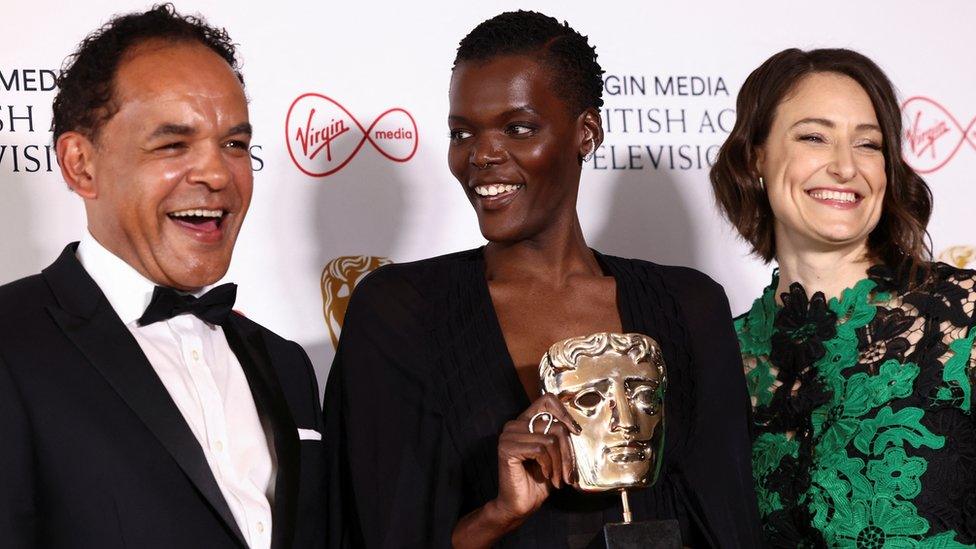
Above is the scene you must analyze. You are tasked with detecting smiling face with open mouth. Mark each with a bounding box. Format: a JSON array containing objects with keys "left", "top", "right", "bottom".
[
  {"left": 758, "top": 72, "right": 887, "bottom": 255},
  {"left": 80, "top": 40, "right": 253, "bottom": 291},
  {"left": 447, "top": 55, "right": 593, "bottom": 244}
]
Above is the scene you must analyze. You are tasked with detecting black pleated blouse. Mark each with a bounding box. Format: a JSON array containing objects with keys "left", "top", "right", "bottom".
[{"left": 323, "top": 248, "right": 762, "bottom": 548}]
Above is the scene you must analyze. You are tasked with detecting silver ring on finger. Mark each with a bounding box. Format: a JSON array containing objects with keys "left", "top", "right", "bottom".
[{"left": 528, "top": 411, "right": 557, "bottom": 435}]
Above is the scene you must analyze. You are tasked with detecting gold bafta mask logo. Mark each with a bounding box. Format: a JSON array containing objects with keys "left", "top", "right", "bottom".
[
  {"left": 321, "top": 255, "right": 392, "bottom": 347},
  {"left": 539, "top": 332, "right": 666, "bottom": 492},
  {"left": 938, "top": 245, "right": 976, "bottom": 269}
]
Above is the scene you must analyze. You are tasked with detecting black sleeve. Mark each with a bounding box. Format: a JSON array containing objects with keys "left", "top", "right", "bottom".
[
  {"left": 323, "top": 267, "right": 461, "bottom": 549},
  {"left": 0, "top": 353, "right": 36, "bottom": 548},
  {"left": 666, "top": 269, "right": 764, "bottom": 548}
]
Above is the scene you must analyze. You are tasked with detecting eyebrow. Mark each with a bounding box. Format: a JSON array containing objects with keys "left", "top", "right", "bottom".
[
  {"left": 147, "top": 122, "right": 252, "bottom": 140},
  {"left": 147, "top": 123, "right": 195, "bottom": 140},
  {"left": 448, "top": 105, "right": 541, "bottom": 123},
  {"left": 792, "top": 117, "right": 881, "bottom": 132},
  {"left": 227, "top": 122, "right": 253, "bottom": 137},
  {"left": 499, "top": 105, "right": 540, "bottom": 118}
]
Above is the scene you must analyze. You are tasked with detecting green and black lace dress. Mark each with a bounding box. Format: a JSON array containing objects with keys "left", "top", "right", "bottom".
[{"left": 737, "top": 263, "right": 976, "bottom": 548}]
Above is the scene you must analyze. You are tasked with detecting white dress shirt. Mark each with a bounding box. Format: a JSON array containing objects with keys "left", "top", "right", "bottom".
[{"left": 77, "top": 234, "right": 275, "bottom": 549}]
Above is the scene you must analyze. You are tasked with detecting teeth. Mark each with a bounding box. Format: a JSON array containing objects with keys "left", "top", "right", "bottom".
[
  {"left": 809, "top": 189, "right": 857, "bottom": 203},
  {"left": 169, "top": 209, "right": 224, "bottom": 218},
  {"left": 474, "top": 184, "right": 523, "bottom": 197}
]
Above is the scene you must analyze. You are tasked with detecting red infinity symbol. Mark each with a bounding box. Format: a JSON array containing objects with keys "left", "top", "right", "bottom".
[
  {"left": 901, "top": 96, "right": 976, "bottom": 174},
  {"left": 285, "top": 93, "right": 419, "bottom": 177}
]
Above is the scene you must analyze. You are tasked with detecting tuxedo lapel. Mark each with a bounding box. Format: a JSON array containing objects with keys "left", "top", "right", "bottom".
[
  {"left": 42, "top": 244, "right": 247, "bottom": 548},
  {"left": 224, "top": 315, "right": 300, "bottom": 549}
]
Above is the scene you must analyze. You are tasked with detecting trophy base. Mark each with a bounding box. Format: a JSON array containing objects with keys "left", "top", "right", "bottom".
[{"left": 603, "top": 519, "right": 681, "bottom": 549}]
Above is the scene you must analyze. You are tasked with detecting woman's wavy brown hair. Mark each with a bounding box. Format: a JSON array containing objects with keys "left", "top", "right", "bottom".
[{"left": 710, "top": 48, "right": 932, "bottom": 272}]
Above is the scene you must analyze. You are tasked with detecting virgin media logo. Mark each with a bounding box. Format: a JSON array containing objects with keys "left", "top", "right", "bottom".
[
  {"left": 901, "top": 96, "right": 976, "bottom": 173},
  {"left": 285, "top": 93, "right": 418, "bottom": 177}
]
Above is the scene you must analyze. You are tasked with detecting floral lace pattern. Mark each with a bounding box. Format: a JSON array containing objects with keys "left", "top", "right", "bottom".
[{"left": 737, "top": 264, "right": 976, "bottom": 548}]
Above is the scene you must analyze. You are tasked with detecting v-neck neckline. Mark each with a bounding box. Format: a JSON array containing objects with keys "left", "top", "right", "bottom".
[{"left": 472, "top": 246, "right": 633, "bottom": 408}]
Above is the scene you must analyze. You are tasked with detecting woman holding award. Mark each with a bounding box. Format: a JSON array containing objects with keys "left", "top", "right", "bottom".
[
  {"left": 324, "top": 11, "right": 761, "bottom": 548},
  {"left": 710, "top": 48, "right": 976, "bottom": 546}
]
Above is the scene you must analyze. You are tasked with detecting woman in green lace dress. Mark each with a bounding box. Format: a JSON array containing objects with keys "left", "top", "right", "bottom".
[{"left": 710, "top": 48, "right": 976, "bottom": 548}]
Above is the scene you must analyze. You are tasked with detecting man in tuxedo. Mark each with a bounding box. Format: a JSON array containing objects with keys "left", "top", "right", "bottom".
[{"left": 0, "top": 5, "right": 323, "bottom": 548}]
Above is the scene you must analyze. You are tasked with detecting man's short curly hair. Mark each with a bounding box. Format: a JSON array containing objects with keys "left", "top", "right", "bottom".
[
  {"left": 52, "top": 3, "right": 242, "bottom": 143},
  {"left": 453, "top": 10, "right": 604, "bottom": 115}
]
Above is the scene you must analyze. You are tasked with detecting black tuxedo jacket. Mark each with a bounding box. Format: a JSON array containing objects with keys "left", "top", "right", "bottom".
[{"left": 0, "top": 244, "right": 324, "bottom": 548}]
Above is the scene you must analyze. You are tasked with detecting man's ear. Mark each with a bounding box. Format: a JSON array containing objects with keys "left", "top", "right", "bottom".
[{"left": 57, "top": 131, "right": 98, "bottom": 199}]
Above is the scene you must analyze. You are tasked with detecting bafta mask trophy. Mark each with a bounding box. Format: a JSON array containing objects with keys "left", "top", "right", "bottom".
[
  {"left": 321, "top": 255, "right": 391, "bottom": 347},
  {"left": 538, "top": 332, "right": 679, "bottom": 549}
]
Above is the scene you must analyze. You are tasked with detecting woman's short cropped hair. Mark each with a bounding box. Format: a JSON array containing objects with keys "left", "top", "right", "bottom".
[
  {"left": 453, "top": 10, "right": 604, "bottom": 115},
  {"left": 709, "top": 48, "right": 932, "bottom": 270}
]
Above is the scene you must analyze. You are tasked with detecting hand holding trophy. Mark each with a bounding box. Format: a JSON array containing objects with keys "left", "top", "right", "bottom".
[
  {"left": 486, "top": 332, "right": 679, "bottom": 547},
  {"left": 539, "top": 332, "right": 680, "bottom": 548},
  {"left": 494, "top": 393, "right": 580, "bottom": 522}
]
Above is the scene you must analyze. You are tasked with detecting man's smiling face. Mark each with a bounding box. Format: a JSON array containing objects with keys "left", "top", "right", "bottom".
[{"left": 82, "top": 39, "right": 253, "bottom": 291}]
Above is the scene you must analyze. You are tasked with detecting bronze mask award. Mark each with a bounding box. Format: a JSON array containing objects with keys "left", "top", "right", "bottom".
[{"left": 538, "top": 332, "right": 680, "bottom": 549}]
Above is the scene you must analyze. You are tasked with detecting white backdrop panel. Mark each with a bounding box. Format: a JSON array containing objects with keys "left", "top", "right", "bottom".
[{"left": 3, "top": 1, "right": 974, "bottom": 391}]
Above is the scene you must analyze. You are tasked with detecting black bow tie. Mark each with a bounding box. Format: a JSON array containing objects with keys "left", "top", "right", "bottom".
[{"left": 137, "top": 283, "right": 238, "bottom": 327}]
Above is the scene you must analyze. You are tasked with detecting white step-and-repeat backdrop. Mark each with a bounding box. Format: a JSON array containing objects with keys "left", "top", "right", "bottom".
[{"left": 3, "top": 1, "right": 975, "bottom": 391}]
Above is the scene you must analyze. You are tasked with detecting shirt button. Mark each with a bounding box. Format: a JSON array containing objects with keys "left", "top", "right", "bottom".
[
  {"left": 192, "top": 350, "right": 200, "bottom": 361},
  {"left": 215, "top": 440, "right": 224, "bottom": 453},
  {"left": 256, "top": 522, "right": 265, "bottom": 534}
]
